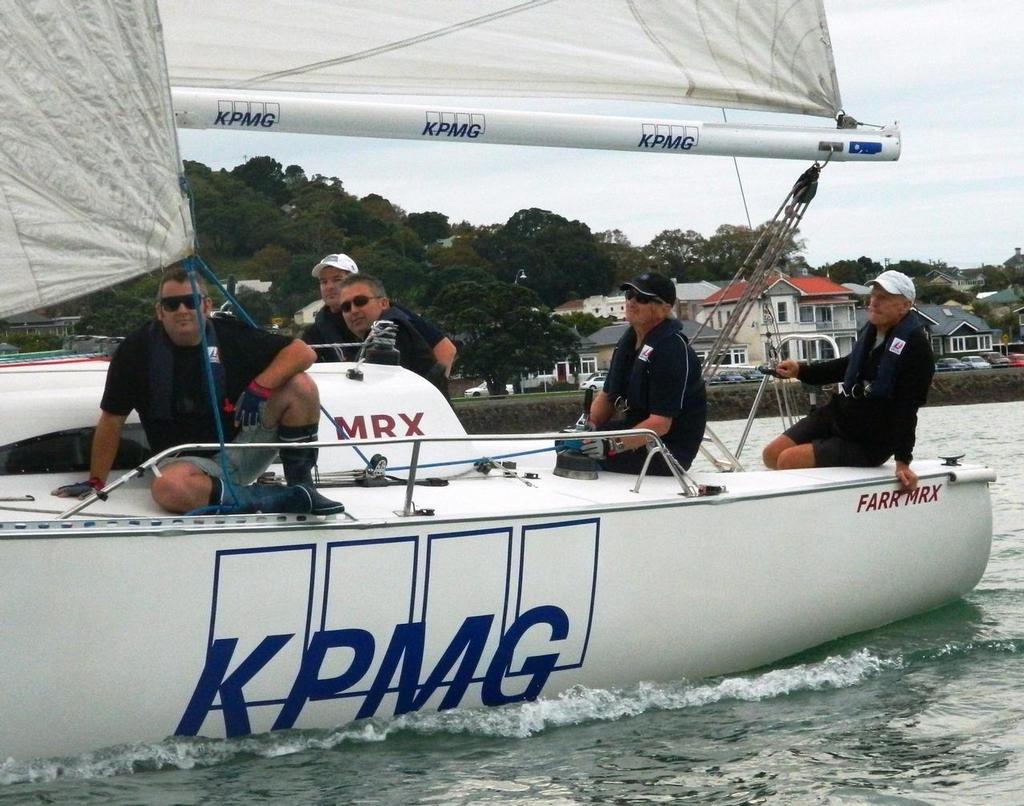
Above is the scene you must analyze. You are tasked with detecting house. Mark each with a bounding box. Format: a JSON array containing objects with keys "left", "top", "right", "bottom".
[
  {"left": 293, "top": 300, "right": 324, "bottom": 327},
  {"left": 0, "top": 312, "right": 80, "bottom": 337},
  {"left": 699, "top": 275, "right": 860, "bottom": 364},
  {"left": 914, "top": 304, "right": 996, "bottom": 357},
  {"left": 577, "top": 320, "right": 722, "bottom": 376},
  {"left": 1004, "top": 247, "right": 1024, "bottom": 272},
  {"left": 924, "top": 268, "right": 983, "bottom": 292},
  {"left": 556, "top": 280, "right": 720, "bottom": 323}
]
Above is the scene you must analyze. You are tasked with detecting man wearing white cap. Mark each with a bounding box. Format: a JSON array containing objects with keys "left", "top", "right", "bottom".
[
  {"left": 762, "top": 270, "right": 934, "bottom": 491},
  {"left": 302, "top": 253, "right": 457, "bottom": 374}
]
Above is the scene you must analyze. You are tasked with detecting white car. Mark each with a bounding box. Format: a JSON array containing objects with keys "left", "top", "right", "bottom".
[
  {"left": 464, "top": 382, "right": 514, "bottom": 397},
  {"left": 579, "top": 372, "right": 607, "bottom": 391}
]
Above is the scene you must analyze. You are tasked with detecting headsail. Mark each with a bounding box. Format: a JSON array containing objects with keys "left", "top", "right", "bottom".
[
  {"left": 162, "top": 1, "right": 897, "bottom": 161},
  {"left": 0, "top": 1, "right": 192, "bottom": 319}
]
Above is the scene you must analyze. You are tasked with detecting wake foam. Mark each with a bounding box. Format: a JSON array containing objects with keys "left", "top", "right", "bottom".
[{"left": 0, "top": 649, "right": 894, "bottom": 785}]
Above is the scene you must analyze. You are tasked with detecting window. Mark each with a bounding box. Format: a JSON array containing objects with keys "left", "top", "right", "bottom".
[
  {"left": 950, "top": 334, "right": 992, "bottom": 353},
  {"left": 775, "top": 301, "right": 788, "bottom": 323},
  {"left": 0, "top": 424, "right": 151, "bottom": 476},
  {"left": 798, "top": 306, "right": 814, "bottom": 323},
  {"left": 579, "top": 356, "right": 597, "bottom": 375},
  {"left": 816, "top": 307, "right": 833, "bottom": 323}
]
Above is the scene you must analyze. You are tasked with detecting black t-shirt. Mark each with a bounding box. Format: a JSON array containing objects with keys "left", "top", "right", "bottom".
[
  {"left": 101, "top": 317, "right": 292, "bottom": 453},
  {"left": 603, "top": 319, "right": 707, "bottom": 463}
]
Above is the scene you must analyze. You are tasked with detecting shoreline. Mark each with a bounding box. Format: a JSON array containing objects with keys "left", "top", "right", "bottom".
[{"left": 453, "top": 368, "right": 1024, "bottom": 434}]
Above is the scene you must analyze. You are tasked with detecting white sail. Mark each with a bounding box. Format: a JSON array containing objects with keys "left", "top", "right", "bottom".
[
  {"left": 160, "top": 1, "right": 896, "bottom": 162},
  {"left": 159, "top": 0, "right": 842, "bottom": 117},
  {"left": 0, "top": 0, "right": 193, "bottom": 319}
]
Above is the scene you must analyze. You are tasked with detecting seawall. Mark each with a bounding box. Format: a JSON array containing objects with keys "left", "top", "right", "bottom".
[{"left": 453, "top": 368, "right": 1024, "bottom": 434}]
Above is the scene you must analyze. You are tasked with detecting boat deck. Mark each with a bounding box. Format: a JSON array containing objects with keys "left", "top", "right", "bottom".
[{"left": 0, "top": 457, "right": 970, "bottom": 535}]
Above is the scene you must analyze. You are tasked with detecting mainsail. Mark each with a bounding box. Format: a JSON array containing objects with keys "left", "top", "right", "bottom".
[
  {"left": 160, "top": 0, "right": 841, "bottom": 116},
  {"left": 0, "top": 1, "right": 192, "bottom": 320},
  {"left": 162, "top": 1, "right": 898, "bottom": 161}
]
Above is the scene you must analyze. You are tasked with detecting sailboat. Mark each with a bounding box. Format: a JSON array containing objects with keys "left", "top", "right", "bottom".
[{"left": 0, "top": 2, "right": 990, "bottom": 763}]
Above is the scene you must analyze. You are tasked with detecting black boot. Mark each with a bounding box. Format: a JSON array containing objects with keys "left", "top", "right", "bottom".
[
  {"left": 278, "top": 424, "right": 319, "bottom": 486},
  {"left": 226, "top": 483, "right": 344, "bottom": 516}
]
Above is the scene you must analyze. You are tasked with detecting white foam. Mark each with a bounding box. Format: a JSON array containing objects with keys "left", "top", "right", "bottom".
[{"left": 0, "top": 649, "right": 896, "bottom": 785}]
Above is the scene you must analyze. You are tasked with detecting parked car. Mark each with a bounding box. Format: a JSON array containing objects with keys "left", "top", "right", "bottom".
[
  {"left": 708, "top": 372, "right": 746, "bottom": 386},
  {"left": 960, "top": 355, "right": 991, "bottom": 370},
  {"left": 1007, "top": 353, "right": 1024, "bottom": 367},
  {"left": 464, "top": 382, "right": 514, "bottom": 397},
  {"left": 579, "top": 371, "right": 607, "bottom": 391},
  {"left": 981, "top": 352, "right": 1010, "bottom": 368},
  {"left": 934, "top": 357, "right": 969, "bottom": 372}
]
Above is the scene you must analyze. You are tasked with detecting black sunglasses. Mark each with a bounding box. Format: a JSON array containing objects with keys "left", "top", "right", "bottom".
[
  {"left": 624, "top": 287, "right": 663, "bottom": 305},
  {"left": 159, "top": 294, "right": 204, "bottom": 312},
  {"left": 340, "top": 294, "right": 382, "bottom": 313}
]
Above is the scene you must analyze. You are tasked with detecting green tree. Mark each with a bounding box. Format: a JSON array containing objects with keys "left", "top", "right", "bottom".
[
  {"left": 429, "top": 281, "right": 579, "bottom": 393},
  {"left": 642, "top": 229, "right": 707, "bottom": 280},
  {"left": 558, "top": 311, "right": 614, "bottom": 337},
  {"left": 407, "top": 211, "right": 451, "bottom": 244},
  {"left": 230, "top": 156, "right": 290, "bottom": 205},
  {"left": 472, "top": 208, "right": 614, "bottom": 306}
]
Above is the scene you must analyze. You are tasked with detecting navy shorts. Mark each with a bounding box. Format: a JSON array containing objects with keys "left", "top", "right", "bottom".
[{"left": 783, "top": 406, "right": 891, "bottom": 468}]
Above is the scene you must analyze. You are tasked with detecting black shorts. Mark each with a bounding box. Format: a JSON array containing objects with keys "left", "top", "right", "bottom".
[{"left": 783, "top": 406, "right": 891, "bottom": 468}]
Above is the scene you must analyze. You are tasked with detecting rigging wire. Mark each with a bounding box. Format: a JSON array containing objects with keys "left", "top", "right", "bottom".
[{"left": 722, "top": 108, "right": 753, "bottom": 230}]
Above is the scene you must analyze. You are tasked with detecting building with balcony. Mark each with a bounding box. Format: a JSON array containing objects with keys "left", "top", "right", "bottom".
[{"left": 699, "top": 275, "right": 860, "bottom": 363}]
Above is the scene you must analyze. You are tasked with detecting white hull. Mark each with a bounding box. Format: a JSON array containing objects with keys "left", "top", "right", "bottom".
[{"left": 0, "top": 362, "right": 993, "bottom": 761}]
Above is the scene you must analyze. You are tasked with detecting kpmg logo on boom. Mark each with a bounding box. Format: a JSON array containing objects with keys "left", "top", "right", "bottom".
[
  {"left": 638, "top": 123, "right": 698, "bottom": 151},
  {"left": 422, "top": 111, "right": 485, "bottom": 139},
  {"left": 214, "top": 100, "right": 279, "bottom": 128}
]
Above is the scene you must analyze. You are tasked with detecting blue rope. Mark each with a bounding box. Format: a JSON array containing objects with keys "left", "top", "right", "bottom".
[{"left": 184, "top": 257, "right": 239, "bottom": 509}]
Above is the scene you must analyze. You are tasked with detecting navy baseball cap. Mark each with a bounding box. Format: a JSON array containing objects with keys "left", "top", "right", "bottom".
[{"left": 620, "top": 272, "right": 676, "bottom": 305}]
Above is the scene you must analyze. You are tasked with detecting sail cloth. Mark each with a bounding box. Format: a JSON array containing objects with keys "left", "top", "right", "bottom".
[
  {"left": 0, "top": 1, "right": 193, "bottom": 319},
  {"left": 159, "top": 0, "right": 842, "bottom": 119}
]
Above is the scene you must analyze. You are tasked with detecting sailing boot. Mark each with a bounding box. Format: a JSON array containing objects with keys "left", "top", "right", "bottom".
[
  {"left": 277, "top": 423, "right": 320, "bottom": 486},
  {"left": 224, "top": 482, "right": 345, "bottom": 516}
]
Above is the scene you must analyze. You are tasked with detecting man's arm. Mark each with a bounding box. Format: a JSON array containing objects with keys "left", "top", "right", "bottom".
[
  {"left": 90, "top": 411, "right": 127, "bottom": 485},
  {"left": 252, "top": 339, "right": 316, "bottom": 390},
  {"left": 587, "top": 391, "right": 616, "bottom": 427},
  {"left": 432, "top": 337, "right": 457, "bottom": 377}
]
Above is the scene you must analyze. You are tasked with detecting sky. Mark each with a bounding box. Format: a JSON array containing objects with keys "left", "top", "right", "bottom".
[{"left": 177, "top": 1, "right": 1023, "bottom": 271}]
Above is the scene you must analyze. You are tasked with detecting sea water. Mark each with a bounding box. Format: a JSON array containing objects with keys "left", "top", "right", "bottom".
[{"left": 3, "top": 401, "right": 1022, "bottom": 804}]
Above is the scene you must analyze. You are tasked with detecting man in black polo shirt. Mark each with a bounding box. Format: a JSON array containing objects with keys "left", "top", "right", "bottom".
[
  {"left": 581, "top": 271, "right": 707, "bottom": 474},
  {"left": 761, "top": 270, "right": 933, "bottom": 492},
  {"left": 53, "top": 267, "right": 343, "bottom": 515}
]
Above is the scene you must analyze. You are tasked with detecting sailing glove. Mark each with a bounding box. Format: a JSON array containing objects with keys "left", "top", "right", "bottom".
[
  {"left": 235, "top": 380, "right": 271, "bottom": 430},
  {"left": 579, "top": 437, "right": 607, "bottom": 460},
  {"left": 52, "top": 477, "right": 103, "bottom": 499}
]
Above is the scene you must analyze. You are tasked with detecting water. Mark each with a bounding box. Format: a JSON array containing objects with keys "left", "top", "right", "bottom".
[{"left": 3, "top": 402, "right": 1022, "bottom": 804}]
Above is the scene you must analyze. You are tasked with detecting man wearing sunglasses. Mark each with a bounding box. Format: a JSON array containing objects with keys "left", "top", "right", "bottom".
[
  {"left": 301, "top": 252, "right": 457, "bottom": 377},
  {"left": 333, "top": 274, "right": 449, "bottom": 397},
  {"left": 53, "top": 266, "right": 343, "bottom": 516},
  {"left": 579, "top": 271, "right": 707, "bottom": 474}
]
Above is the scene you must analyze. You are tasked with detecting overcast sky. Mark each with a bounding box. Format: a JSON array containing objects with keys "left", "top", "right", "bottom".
[{"left": 178, "top": 1, "right": 1022, "bottom": 270}]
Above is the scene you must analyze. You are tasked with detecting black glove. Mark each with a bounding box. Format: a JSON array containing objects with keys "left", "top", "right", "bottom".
[
  {"left": 52, "top": 477, "right": 103, "bottom": 499},
  {"left": 234, "top": 380, "right": 271, "bottom": 430}
]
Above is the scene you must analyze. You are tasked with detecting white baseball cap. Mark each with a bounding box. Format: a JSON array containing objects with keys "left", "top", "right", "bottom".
[
  {"left": 312, "top": 253, "right": 358, "bottom": 278},
  {"left": 867, "top": 270, "right": 915, "bottom": 302}
]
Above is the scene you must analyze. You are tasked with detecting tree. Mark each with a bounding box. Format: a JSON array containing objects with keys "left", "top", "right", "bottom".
[
  {"left": 230, "top": 156, "right": 289, "bottom": 205},
  {"left": 558, "top": 311, "right": 614, "bottom": 337},
  {"left": 406, "top": 211, "right": 451, "bottom": 244},
  {"left": 428, "top": 281, "right": 579, "bottom": 392},
  {"left": 642, "top": 229, "right": 707, "bottom": 280},
  {"left": 472, "top": 208, "right": 614, "bottom": 306}
]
